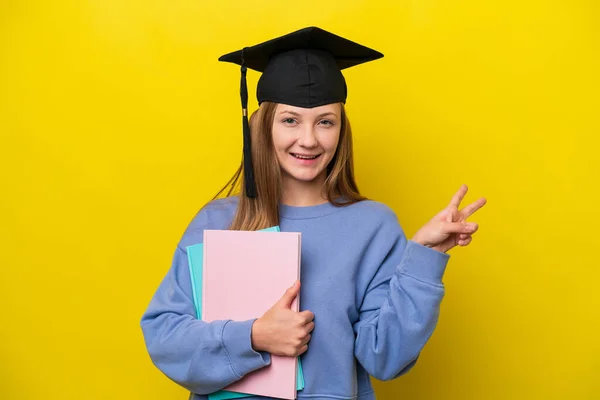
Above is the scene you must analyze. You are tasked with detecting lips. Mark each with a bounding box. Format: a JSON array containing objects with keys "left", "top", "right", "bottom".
[{"left": 291, "top": 153, "right": 321, "bottom": 160}]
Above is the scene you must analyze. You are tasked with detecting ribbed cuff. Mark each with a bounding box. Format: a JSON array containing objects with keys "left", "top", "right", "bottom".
[
  {"left": 221, "top": 319, "right": 271, "bottom": 378},
  {"left": 398, "top": 240, "right": 450, "bottom": 284}
]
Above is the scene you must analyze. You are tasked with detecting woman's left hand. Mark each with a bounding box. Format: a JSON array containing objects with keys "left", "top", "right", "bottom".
[{"left": 412, "top": 184, "right": 487, "bottom": 253}]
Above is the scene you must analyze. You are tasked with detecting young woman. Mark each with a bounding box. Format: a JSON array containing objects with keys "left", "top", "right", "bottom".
[{"left": 141, "top": 27, "right": 486, "bottom": 400}]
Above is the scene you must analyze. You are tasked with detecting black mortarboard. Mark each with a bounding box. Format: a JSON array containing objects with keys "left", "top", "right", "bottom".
[{"left": 218, "top": 26, "right": 383, "bottom": 198}]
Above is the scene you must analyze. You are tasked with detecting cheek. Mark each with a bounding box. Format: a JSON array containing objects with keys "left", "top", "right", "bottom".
[
  {"left": 321, "top": 131, "right": 341, "bottom": 154},
  {"left": 271, "top": 126, "right": 292, "bottom": 153}
]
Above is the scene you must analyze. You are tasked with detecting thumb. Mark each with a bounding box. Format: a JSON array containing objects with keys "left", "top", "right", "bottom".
[
  {"left": 277, "top": 280, "right": 300, "bottom": 309},
  {"left": 441, "top": 221, "right": 477, "bottom": 234}
]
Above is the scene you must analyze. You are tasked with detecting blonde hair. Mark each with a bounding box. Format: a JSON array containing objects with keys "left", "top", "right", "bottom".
[{"left": 214, "top": 101, "right": 365, "bottom": 230}]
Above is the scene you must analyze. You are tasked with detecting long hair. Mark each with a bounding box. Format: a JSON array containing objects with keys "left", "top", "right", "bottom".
[{"left": 213, "top": 101, "right": 366, "bottom": 231}]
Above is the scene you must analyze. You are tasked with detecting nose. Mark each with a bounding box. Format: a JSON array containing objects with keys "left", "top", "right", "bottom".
[{"left": 297, "top": 124, "right": 318, "bottom": 148}]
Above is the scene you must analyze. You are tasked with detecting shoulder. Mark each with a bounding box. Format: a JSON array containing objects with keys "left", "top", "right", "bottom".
[
  {"left": 178, "top": 196, "right": 239, "bottom": 248},
  {"left": 198, "top": 196, "right": 239, "bottom": 219},
  {"left": 342, "top": 199, "right": 401, "bottom": 226},
  {"left": 342, "top": 200, "right": 409, "bottom": 276},
  {"left": 334, "top": 199, "right": 405, "bottom": 241}
]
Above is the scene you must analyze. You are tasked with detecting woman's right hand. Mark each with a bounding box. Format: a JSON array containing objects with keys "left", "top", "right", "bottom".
[{"left": 251, "top": 280, "right": 314, "bottom": 357}]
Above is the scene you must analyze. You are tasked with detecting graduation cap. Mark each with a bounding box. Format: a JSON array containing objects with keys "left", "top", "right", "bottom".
[{"left": 219, "top": 26, "right": 383, "bottom": 198}]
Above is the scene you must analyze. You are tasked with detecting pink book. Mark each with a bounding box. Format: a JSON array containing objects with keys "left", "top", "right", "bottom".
[{"left": 202, "top": 229, "right": 302, "bottom": 400}]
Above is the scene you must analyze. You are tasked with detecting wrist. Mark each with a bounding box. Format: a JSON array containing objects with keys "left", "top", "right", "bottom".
[
  {"left": 411, "top": 235, "right": 431, "bottom": 248},
  {"left": 412, "top": 236, "right": 446, "bottom": 253},
  {"left": 250, "top": 318, "right": 266, "bottom": 352},
  {"left": 431, "top": 245, "right": 447, "bottom": 253}
]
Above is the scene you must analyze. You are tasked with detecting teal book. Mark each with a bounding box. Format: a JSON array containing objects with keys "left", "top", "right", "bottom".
[{"left": 187, "top": 226, "right": 305, "bottom": 400}]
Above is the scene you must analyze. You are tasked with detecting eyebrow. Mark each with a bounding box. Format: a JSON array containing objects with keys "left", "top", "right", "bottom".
[{"left": 280, "top": 110, "right": 338, "bottom": 119}]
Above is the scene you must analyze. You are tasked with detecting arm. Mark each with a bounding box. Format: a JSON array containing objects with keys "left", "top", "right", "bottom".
[
  {"left": 354, "top": 185, "right": 484, "bottom": 380},
  {"left": 353, "top": 221, "right": 449, "bottom": 381},
  {"left": 140, "top": 245, "right": 271, "bottom": 395}
]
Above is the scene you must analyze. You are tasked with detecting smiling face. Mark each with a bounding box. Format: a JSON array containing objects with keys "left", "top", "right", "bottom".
[{"left": 271, "top": 103, "right": 342, "bottom": 185}]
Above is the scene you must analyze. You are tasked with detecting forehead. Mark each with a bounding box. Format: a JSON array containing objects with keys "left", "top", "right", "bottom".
[{"left": 276, "top": 103, "right": 341, "bottom": 116}]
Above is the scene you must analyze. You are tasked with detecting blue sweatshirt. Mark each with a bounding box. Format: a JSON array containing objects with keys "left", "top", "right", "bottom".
[{"left": 141, "top": 197, "right": 450, "bottom": 400}]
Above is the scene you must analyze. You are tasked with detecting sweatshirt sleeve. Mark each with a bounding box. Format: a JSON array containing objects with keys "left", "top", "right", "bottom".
[
  {"left": 140, "top": 244, "right": 271, "bottom": 395},
  {"left": 353, "top": 215, "right": 449, "bottom": 381}
]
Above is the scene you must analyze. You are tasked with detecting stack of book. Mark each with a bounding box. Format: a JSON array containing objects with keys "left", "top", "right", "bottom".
[{"left": 186, "top": 226, "right": 304, "bottom": 400}]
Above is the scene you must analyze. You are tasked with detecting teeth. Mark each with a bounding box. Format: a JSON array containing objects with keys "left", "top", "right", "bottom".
[{"left": 293, "top": 154, "right": 318, "bottom": 159}]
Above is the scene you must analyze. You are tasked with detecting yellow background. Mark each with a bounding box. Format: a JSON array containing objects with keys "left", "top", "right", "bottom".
[{"left": 1, "top": 0, "right": 598, "bottom": 399}]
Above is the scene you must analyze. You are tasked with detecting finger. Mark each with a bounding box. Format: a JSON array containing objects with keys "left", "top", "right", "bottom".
[
  {"left": 458, "top": 236, "right": 473, "bottom": 246},
  {"left": 305, "top": 321, "right": 315, "bottom": 333},
  {"left": 298, "top": 310, "right": 314, "bottom": 323},
  {"left": 300, "top": 334, "right": 312, "bottom": 346},
  {"left": 277, "top": 280, "right": 300, "bottom": 309},
  {"left": 449, "top": 184, "right": 468, "bottom": 208},
  {"left": 459, "top": 233, "right": 470, "bottom": 240},
  {"left": 460, "top": 197, "right": 487, "bottom": 219},
  {"left": 441, "top": 221, "right": 478, "bottom": 234},
  {"left": 447, "top": 207, "right": 459, "bottom": 223},
  {"left": 297, "top": 344, "right": 309, "bottom": 356},
  {"left": 434, "top": 206, "right": 458, "bottom": 223}
]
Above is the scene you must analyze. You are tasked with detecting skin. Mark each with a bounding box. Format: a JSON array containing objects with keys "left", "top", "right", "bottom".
[
  {"left": 251, "top": 104, "right": 487, "bottom": 357},
  {"left": 272, "top": 103, "right": 342, "bottom": 207}
]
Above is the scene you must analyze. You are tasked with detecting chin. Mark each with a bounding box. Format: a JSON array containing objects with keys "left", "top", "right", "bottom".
[{"left": 283, "top": 168, "right": 324, "bottom": 183}]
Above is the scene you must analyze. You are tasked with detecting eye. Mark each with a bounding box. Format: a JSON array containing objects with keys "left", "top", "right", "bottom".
[
  {"left": 282, "top": 118, "right": 297, "bottom": 125},
  {"left": 318, "top": 119, "right": 334, "bottom": 126}
]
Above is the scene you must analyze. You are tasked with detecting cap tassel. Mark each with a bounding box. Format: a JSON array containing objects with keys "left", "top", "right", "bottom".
[{"left": 240, "top": 49, "right": 257, "bottom": 198}]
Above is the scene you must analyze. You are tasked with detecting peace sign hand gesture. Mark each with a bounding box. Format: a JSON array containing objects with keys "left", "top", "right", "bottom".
[{"left": 412, "top": 185, "right": 487, "bottom": 254}]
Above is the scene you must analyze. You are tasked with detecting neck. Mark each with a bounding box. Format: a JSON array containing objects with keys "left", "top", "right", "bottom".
[{"left": 281, "top": 172, "right": 328, "bottom": 207}]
